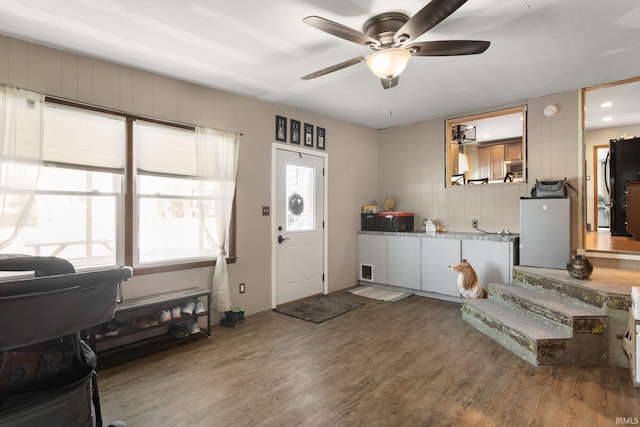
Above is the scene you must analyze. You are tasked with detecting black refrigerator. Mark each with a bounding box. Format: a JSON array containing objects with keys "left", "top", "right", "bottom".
[{"left": 609, "top": 137, "right": 640, "bottom": 236}]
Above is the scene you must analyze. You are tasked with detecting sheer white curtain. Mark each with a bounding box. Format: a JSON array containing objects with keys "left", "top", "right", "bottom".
[
  {"left": 195, "top": 126, "right": 239, "bottom": 313},
  {"left": 0, "top": 86, "right": 44, "bottom": 248}
]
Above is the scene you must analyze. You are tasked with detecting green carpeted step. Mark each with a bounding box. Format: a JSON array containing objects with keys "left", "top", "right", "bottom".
[
  {"left": 512, "top": 266, "right": 632, "bottom": 310},
  {"left": 462, "top": 299, "right": 573, "bottom": 365},
  {"left": 487, "top": 282, "right": 607, "bottom": 333}
]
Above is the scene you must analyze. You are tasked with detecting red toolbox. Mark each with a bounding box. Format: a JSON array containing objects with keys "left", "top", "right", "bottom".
[{"left": 379, "top": 212, "right": 414, "bottom": 232}]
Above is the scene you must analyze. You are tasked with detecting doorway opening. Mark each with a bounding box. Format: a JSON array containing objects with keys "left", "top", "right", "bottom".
[{"left": 583, "top": 77, "right": 640, "bottom": 256}]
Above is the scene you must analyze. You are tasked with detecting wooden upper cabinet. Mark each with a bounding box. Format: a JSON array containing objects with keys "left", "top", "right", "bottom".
[
  {"left": 490, "top": 145, "right": 505, "bottom": 180},
  {"left": 477, "top": 146, "right": 491, "bottom": 179},
  {"left": 478, "top": 144, "right": 505, "bottom": 180},
  {"left": 505, "top": 142, "right": 522, "bottom": 161}
]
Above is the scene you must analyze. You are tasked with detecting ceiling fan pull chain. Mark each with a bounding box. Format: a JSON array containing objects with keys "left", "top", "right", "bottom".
[{"left": 388, "top": 78, "right": 392, "bottom": 116}]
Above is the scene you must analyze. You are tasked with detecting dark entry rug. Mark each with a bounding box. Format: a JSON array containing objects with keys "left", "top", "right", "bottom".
[{"left": 274, "top": 294, "right": 363, "bottom": 323}]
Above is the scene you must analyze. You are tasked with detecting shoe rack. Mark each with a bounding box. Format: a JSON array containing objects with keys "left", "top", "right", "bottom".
[{"left": 88, "top": 287, "right": 211, "bottom": 368}]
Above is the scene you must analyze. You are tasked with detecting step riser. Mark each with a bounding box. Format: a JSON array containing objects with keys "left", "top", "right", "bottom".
[
  {"left": 462, "top": 307, "right": 539, "bottom": 366},
  {"left": 462, "top": 303, "right": 608, "bottom": 366},
  {"left": 487, "top": 287, "right": 607, "bottom": 334}
]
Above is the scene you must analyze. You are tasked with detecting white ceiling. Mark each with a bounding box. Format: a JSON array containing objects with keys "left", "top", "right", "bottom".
[{"left": 0, "top": 0, "right": 639, "bottom": 130}]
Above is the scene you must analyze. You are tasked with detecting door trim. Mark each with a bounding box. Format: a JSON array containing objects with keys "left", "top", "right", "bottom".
[{"left": 271, "top": 143, "right": 328, "bottom": 308}]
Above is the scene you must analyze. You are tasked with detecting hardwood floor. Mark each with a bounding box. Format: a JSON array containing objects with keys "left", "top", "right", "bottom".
[
  {"left": 586, "top": 230, "right": 640, "bottom": 253},
  {"left": 97, "top": 292, "right": 640, "bottom": 427}
]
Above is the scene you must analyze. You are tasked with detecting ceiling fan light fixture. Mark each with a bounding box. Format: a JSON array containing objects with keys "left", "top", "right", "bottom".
[
  {"left": 365, "top": 48, "right": 411, "bottom": 79},
  {"left": 452, "top": 124, "right": 476, "bottom": 144}
]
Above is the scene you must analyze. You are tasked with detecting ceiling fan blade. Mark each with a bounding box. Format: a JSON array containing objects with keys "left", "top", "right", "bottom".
[
  {"left": 303, "top": 16, "right": 381, "bottom": 48},
  {"left": 301, "top": 56, "right": 366, "bottom": 80},
  {"left": 394, "top": 0, "right": 468, "bottom": 45},
  {"left": 407, "top": 40, "right": 490, "bottom": 56},
  {"left": 381, "top": 76, "right": 399, "bottom": 89}
]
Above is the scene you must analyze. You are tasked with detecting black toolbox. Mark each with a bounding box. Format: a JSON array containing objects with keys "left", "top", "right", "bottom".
[{"left": 361, "top": 213, "right": 380, "bottom": 231}]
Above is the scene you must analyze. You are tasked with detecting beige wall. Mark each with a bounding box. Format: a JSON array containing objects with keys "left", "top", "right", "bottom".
[
  {"left": 0, "top": 36, "right": 378, "bottom": 317},
  {"left": 377, "top": 92, "right": 581, "bottom": 250}
]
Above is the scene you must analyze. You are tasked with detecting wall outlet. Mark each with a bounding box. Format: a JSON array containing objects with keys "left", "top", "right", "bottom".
[
  {"left": 239, "top": 283, "right": 246, "bottom": 294},
  {"left": 262, "top": 206, "right": 270, "bottom": 216},
  {"left": 472, "top": 219, "right": 478, "bottom": 228}
]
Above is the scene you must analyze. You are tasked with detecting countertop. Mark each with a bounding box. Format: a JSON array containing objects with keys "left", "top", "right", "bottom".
[{"left": 357, "top": 230, "right": 519, "bottom": 243}]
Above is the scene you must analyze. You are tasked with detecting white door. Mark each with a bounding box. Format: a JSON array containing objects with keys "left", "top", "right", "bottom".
[{"left": 275, "top": 147, "right": 325, "bottom": 305}]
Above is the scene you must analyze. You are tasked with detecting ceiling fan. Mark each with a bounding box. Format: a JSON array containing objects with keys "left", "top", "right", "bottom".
[{"left": 301, "top": 0, "right": 490, "bottom": 89}]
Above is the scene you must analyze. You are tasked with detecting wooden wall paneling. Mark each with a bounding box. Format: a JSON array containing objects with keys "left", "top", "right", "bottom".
[
  {"left": 132, "top": 68, "right": 154, "bottom": 117},
  {"left": 479, "top": 185, "right": 496, "bottom": 231},
  {"left": 211, "top": 89, "right": 238, "bottom": 130},
  {"left": 61, "top": 51, "right": 79, "bottom": 101},
  {"left": 0, "top": 36, "right": 8, "bottom": 83},
  {"left": 93, "top": 60, "right": 122, "bottom": 111},
  {"left": 452, "top": 186, "right": 466, "bottom": 232},
  {"left": 76, "top": 56, "right": 94, "bottom": 104},
  {"left": 27, "top": 43, "right": 62, "bottom": 95},
  {"left": 152, "top": 74, "right": 179, "bottom": 122},
  {"left": 502, "top": 184, "right": 522, "bottom": 233},
  {"left": 175, "top": 80, "right": 196, "bottom": 125},
  {"left": 118, "top": 66, "right": 134, "bottom": 113},
  {"left": 7, "top": 38, "right": 28, "bottom": 89}
]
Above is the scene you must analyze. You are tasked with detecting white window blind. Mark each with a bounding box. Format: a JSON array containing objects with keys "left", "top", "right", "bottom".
[
  {"left": 135, "top": 121, "right": 197, "bottom": 176},
  {"left": 43, "top": 104, "right": 125, "bottom": 170},
  {"left": 1, "top": 88, "right": 44, "bottom": 162}
]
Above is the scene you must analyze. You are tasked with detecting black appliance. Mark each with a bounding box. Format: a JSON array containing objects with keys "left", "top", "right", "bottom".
[{"left": 609, "top": 137, "right": 640, "bottom": 236}]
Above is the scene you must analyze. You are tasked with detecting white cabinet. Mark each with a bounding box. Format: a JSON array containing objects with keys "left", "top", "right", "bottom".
[
  {"left": 356, "top": 234, "right": 387, "bottom": 284},
  {"left": 356, "top": 232, "right": 517, "bottom": 299},
  {"left": 421, "top": 238, "right": 461, "bottom": 296},
  {"left": 387, "top": 235, "right": 421, "bottom": 290},
  {"left": 461, "top": 239, "right": 514, "bottom": 285}
]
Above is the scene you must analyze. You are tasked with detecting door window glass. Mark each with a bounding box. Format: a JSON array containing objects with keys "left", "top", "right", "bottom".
[{"left": 286, "top": 164, "right": 314, "bottom": 231}]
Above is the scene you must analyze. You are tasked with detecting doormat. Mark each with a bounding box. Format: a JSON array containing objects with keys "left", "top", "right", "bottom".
[
  {"left": 348, "top": 285, "right": 412, "bottom": 302},
  {"left": 274, "top": 295, "right": 363, "bottom": 323}
]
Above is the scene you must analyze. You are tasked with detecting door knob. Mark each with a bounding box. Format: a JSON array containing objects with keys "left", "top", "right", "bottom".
[{"left": 278, "top": 235, "right": 289, "bottom": 244}]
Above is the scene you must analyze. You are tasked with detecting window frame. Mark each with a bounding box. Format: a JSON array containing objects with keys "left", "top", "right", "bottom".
[{"left": 45, "top": 97, "right": 236, "bottom": 276}]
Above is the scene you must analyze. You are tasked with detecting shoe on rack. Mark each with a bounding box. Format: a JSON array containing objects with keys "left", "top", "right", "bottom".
[
  {"left": 158, "top": 309, "right": 171, "bottom": 322},
  {"left": 181, "top": 299, "right": 195, "bottom": 315},
  {"left": 189, "top": 321, "right": 201, "bottom": 335},
  {"left": 130, "top": 317, "right": 148, "bottom": 329},
  {"left": 104, "top": 320, "right": 122, "bottom": 337},
  {"left": 171, "top": 306, "right": 182, "bottom": 319},
  {"left": 145, "top": 314, "right": 159, "bottom": 327},
  {"left": 169, "top": 323, "right": 189, "bottom": 338},
  {"left": 193, "top": 300, "right": 206, "bottom": 314}
]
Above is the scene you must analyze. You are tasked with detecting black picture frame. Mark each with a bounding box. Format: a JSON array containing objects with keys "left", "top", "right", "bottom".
[
  {"left": 275, "top": 116, "right": 287, "bottom": 142},
  {"left": 290, "top": 119, "right": 301, "bottom": 145},
  {"left": 317, "top": 127, "right": 325, "bottom": 150},
  {"left": 304, "top": 123, "right": 314, "bottom": 147}
]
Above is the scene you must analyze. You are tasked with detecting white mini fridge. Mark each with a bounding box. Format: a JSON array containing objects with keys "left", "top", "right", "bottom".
[{"left": 519, "top": 197, "right": 570, "bottom": 269}]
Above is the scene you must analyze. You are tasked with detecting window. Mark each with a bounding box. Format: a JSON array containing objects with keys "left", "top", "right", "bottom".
[
  {"left": 445, "top": 106, "right": 527, "bottom": 187},
  {"left": 135, "top": 121, "right": 220, "bottom": 265},
  {"left": 2, "top": 103, "right": 124, "bottom": 269},
  {"left": 286, "top": 164, "right": 315, "bottom": 231},
  {"left": 1, "top": 95, "right": 237, "bottom": 273}
]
